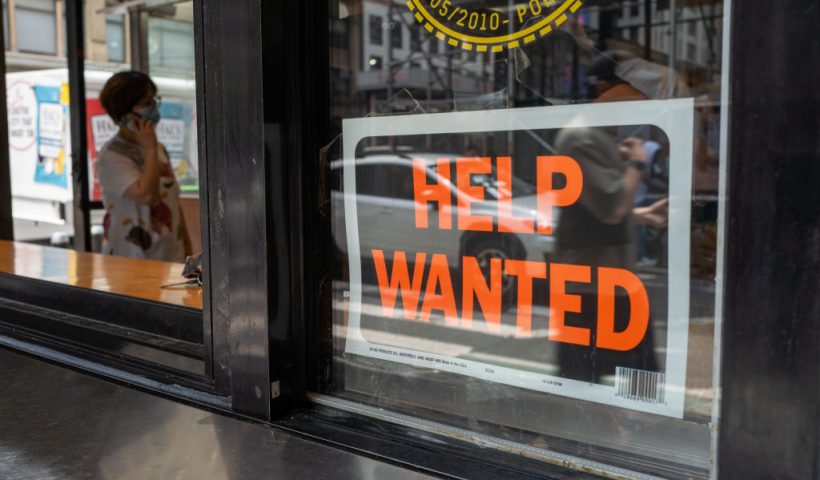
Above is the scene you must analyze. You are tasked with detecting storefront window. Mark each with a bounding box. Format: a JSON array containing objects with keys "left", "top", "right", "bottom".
[
  {"left": 6, "top": 3, "right": 199, "bottom": 248},
  {"left": 318, "top": 0, "right": 727, "bottom": 477},
  {"left": 15, "top": 0, "right": 56, "bottom": 54},
  {"left": 1, "top": 1, "right": 204, "bottom": 365},
  {"left": 148, "top": 13, "right": 195, "bottom": 75},
  {"left": 105, "top": 14, "right": 125, "bottom": 63}
]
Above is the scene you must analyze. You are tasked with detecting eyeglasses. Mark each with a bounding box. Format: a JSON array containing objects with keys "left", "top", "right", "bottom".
[{"left": 139, "top": 96, "right": 162, "bottom": 109}]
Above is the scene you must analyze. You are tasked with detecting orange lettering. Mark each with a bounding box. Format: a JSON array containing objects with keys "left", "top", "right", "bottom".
[
  {"left": 413, "top": 158, "right": 452, "bottom": 229},
  {"left": 419, "top": 254, "right": 458, "bottom": 325},
  {"left": 497, "top": 156, "right": 535, "bottom": 234},
  {"left": 462, "top": 255, "right": 503, "bottom": 332},
  {"left": 536, "top": 156, "right": 583, "bottom": 235},
  {"left": 372, "top": 249, "right": 426, "bottom": 320},
  {"left": 596, "top": 267, "right": 650, "bottom": 351},
  {"left": 549, "top": 263, "right": 591, "bottom": 346},
  {"left": 456, "top": 157, "right": 493, "bottom": 232},
  {"left": 504, "top": 260, "right": 547, "bottom": 335}
]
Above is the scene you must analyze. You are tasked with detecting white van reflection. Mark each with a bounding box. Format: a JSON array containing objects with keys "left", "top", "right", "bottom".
[{"left": 331, "top": 152, "right": 557, "bottom": 299}]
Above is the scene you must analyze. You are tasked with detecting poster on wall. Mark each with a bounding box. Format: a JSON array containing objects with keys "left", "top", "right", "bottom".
[
  {"left": 86, "top": 99, "right": 197, "bottom": 201},
  {"left": 6, "top": 78, "right": 72, "bottom": 211},
  {"left": 86, "top": 98, "right": 117, "bottom": 201},
  {"left": 7, "top": 81, "right": 37, "bottom": 154},
  {"left": 33, "top": 85, "right": 69, "bottom": 189},
  {"left": 157, "top": 101, "right": 198, "bottom": 193},
  {"left": 340, "top": 99, "right": 694, "bottom": 418}
]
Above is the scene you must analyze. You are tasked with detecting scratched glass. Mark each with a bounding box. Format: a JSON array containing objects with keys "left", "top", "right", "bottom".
[{"left": 317, "top": 1, "right": 727, "bottom": 478}]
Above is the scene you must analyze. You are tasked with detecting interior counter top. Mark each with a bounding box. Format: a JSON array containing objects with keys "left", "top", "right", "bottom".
[{"left": 0, "top": 240, "right": 202, "bottom": 309}]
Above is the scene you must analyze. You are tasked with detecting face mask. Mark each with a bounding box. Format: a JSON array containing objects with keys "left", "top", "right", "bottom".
[{"left": 136, "top": 104, "right": 161, "bottom": 125}]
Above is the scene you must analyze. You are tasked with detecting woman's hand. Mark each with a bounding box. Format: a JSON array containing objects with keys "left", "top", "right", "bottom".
[
  {"left": 130, "top": 116, "right": 158, "bottom": 151},
  {"left": 634, "top": 197, "right": 669, "bottom": 228},
  {"left": 619, "top": 137, "right": 648, "bottom": 164},
  {"left": 122, "top": 116, "right": 161, "bottom": 205}
]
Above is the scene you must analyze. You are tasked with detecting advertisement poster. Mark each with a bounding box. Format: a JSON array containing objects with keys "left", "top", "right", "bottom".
[
  {"left": 341, "top": 100, "right": 693, "bottom": 418},
  {"left": 8, "top": 81, "right": 37, "bottom": 153},
  {"left": 33, "top": 85, "right": 69, "bottom": 189},
  {"left": 158, "top": 101, "right": 197, "bottom": 192},
  {"left": 86, "top": 98, "right": 116, "bottom": 201},
  {"left": 6, "top": 78, "right": 72, "bottom": 212},
  {"left": 86, "top": 99, "right": 197, "bottom": 201}
]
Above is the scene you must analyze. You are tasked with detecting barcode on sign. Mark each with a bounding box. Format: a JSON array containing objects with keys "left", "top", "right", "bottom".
[{"left": 615, "top": 367, "right": 666, "bottom": 404}]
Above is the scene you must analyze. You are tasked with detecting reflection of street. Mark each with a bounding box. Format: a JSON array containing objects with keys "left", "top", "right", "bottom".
[
  {"left": 333, "top": 276, "right": 716, "bottom": 417},
  {"left": 332, "top": 284, "right": 714, "bottom": 475},
  {"left": 335, "top": 278, "right": 668, "bottom": 380}
]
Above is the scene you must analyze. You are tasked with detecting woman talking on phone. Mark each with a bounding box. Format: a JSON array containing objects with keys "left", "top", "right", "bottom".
[{"left": 97, "top": 71, "right": 192, "bottom": 262}]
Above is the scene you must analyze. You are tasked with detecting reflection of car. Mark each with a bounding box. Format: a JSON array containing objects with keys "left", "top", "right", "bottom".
[{"left": 331, "top": 152, "right": 556, "bottom": 298}]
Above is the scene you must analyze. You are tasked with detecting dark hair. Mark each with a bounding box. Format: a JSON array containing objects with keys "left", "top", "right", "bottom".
[
  {"left": 587, "top": 50, "right": 637, "bottom": 84},
  {"left": 99, "top": 71, "right": 157, "bottom": 123},
  {"left": 587, "top": 55, "right": 619, "bottom": 83}
]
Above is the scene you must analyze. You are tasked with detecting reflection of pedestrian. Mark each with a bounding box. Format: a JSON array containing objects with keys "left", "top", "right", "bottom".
[
  {"left": 633, "top": 138, "right": 669, "bottom": 266},
  {"left": 97, "top": 71, "right": 191, "bottom": 262},
  {"left": 554, "top": 54, "right": 666, "bottom": 383}
]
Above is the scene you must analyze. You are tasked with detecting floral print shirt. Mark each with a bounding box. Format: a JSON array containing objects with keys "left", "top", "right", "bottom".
[{"left": 97, "top": 135, "right": 185, "bottom": 262}]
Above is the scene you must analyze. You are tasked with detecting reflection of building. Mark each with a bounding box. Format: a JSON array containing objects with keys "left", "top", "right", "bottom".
[
  {"left": 331, "top": 0, "right": 723, "bottom": 118},
  {"left": 334, "top": 0, "right": 497, "bottom": 116},
  {"left": 611, "top": 1, "right": 723, "bottom": 81},
  {"left": 3, "top": 0, "right": 194, "bottom": 79},
  {"left": 510, "top": 0, "right": 723, "bottom": 105}
]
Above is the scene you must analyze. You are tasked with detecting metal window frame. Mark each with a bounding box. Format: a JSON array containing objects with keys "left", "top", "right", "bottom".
[{"left": 716, "top": 1, "right": 820, "bottom": 478}]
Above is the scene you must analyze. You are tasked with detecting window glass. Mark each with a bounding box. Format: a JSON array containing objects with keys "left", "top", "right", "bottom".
[
  {"left": 318, "top": 1, "right": 728, "bottom": 478},
  {"left": 6, "top": 0, "right": 69, "bottom": 249},
  {"left": 330, "top": 17, "right": 349, "bottom": 49},
  {"left": 368, "top": 15, "right": 382, "bottom": 45},
  {"left": 389, "top": 22, "right": 402, "bottom": 49},
  {"left": 15, "top": 0, "right": 56, "bottom": 54},
  {"left": 148, "top": 16, "right": 195, "bottom": 74},
  {"left": 357, "top": 162, "right": 417, "bottom": 200},
  {"left": 105, "top": 14, "right": 125, "bottom": 63},
  {"left": 3, "top": 1, "right": 205, "bottom": 368},
  {"left": 409, "top": 26, "right": 419, "bottom": 51}
]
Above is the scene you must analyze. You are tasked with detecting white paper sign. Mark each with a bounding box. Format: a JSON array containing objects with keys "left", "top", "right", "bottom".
[{"left": 341, "top": 99, "right": 694, "bottom": 418}]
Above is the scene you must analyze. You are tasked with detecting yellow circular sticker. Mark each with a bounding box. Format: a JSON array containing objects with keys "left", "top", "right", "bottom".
[{"left": 406, "top": 0, "right": 583, "bottom": 52}]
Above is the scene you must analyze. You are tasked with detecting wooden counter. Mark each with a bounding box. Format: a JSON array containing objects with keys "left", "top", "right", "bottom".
[{"left": 0, "top": 240, "right": 202, "bottom": 309}]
